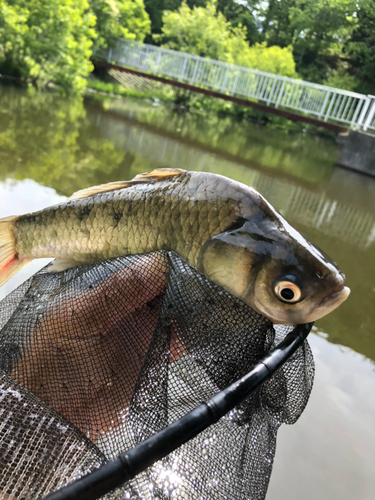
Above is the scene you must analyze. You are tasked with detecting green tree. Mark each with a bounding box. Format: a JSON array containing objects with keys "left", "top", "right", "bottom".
[
  {"left": 91, "top": 0, "right": 151, "bottom": 50},
  {"left": 155, "top": 1, "right": 296, "bottom": 76},
  {"left": 154, "top": 1, "right": 240, "bottom": 61},
  {"left": 346, "top": 0, "right": 375, "bottom": 94},
  {"left": 260, "top": 0, "right": 358, "bottom": 84},
  {"left": 0, "top": 0, "right": 96, "bottom": 92},
  {"left": 237, "top": 43, "right": 296, "bottom": 77},
  {"left": 144, "top": 0, "right": 258, "bottom": 45},
  {"left": 323, "top": 67, "right": 358, "bottom": 91},
  {"left": 260, "top": 0, "right": 295, "bottom": 48},
  {"left": 0, "top": 0, "right": 151, "bottom": 91},
  {"left": 216, "top": 0, "right": 259, "bottom": 45},
  {"left": 144, "top": 1, "right": 201, "bottom": 43},
  {"left": 289, "top": 0, "right": 357, "bottom": 81}
]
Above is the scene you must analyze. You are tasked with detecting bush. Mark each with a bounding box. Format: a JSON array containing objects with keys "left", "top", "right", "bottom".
[{"left": 323, "top": 68, "right": 359, "bottom": 91}]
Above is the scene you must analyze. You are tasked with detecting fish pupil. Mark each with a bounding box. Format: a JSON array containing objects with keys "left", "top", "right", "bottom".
[{"left": 281, "top": 288, "right": 294, "bottom": 301}]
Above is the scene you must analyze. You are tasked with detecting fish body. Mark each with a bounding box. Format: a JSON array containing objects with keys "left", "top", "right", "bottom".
[
  {"left": 9, "top": 169, "right": 241, "bottom": 266},
  {"left": 0, "top": 169, "right": 350, "bottom": 324}
]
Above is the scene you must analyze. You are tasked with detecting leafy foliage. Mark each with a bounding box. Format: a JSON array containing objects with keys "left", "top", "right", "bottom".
[
  {"left": 323, "top": 67, "right": 358, "bottom": 91},
  {"left": 155, "top": 1, "right": 296, "bottom": 77},
  {"left": 216, "top": 0, "right": 258, "bottom": 45},
  {"left": 257, "top": 0, "right": 363, "bottom": 87},
  {"left": 154, "top": 1, "right": 244, "bottom": 62},
  {"left": 345, "top": 0, "right": 375, "bottom": 94},
  {"left": 91, "top": 0, "right": 151, "bottom": 50},
  {"left": 288, "top": 0, "right": 357, "bottom": 82},
  {"left": 0, "top": 0, "right": 151, "bottom": 92},
  {"left": 143, "top": 0, "right": 204, "bottom": 43},
  {"left": 0, "top": 0, "right": 95, "bottom": 92},
  {"left": 236, "top": 43, "right": 297, "bottom": 78}
]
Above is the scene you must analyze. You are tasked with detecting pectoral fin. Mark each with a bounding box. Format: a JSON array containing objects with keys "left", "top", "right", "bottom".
[
  {"left": 197, "top": 234, "right": 254, "bottom": 300},
  {"left": 48, "top": 259, "right": 82, "bottom": 273}
]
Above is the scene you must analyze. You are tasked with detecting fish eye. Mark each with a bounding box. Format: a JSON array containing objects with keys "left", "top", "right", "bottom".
[{"left": 274, "top": 280, "right": 302, "bottom": 303}]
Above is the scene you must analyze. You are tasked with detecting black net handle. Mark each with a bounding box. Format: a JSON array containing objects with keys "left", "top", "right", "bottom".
[{"left": 42, "top": 322, "right": 313, "bottom": 500}]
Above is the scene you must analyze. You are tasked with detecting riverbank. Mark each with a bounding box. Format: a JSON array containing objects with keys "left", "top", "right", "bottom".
[
  {"left": 0, "top": 70, "right": 340, "bottom": 138},
  {"left": 86, "top": 74, "right": 340, "bottom": 139}
]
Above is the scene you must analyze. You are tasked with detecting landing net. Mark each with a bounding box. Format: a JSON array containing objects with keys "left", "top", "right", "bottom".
[{"left": 0, "top": 251, "right": 314, "bottom": 499}]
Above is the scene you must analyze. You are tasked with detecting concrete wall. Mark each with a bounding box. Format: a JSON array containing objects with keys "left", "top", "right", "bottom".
[{"left": 337, "top": 131, "right": 375, "bottom": 176}]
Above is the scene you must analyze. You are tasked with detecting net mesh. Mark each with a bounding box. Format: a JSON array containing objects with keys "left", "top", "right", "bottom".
[{"left": 0, "top": 251, "right": 314, "bottom": 499}]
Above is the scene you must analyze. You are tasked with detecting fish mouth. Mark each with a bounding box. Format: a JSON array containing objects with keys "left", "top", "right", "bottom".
[
  {"left": 318, "top": 286, "right": 350, "bottom": 308},
  {"left": 305, "top": 285, "right": 351, "bottom": 322}
]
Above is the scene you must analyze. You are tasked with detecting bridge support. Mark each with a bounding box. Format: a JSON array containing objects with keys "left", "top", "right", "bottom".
[{"left": 337, "top": 131, "right": 375, "bottom": 176}]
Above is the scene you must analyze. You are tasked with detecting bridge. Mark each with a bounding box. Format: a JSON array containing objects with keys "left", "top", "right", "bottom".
[{"left": 95, "top": 39, "right": 375, "bottom": 134}]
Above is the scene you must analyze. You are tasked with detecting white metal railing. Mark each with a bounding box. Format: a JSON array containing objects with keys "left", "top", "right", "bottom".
[
  {"left": 96, "top": 39, "right": 375, "bottom": 132},
  {"left": 362, "top": 95, "right": 375, "bottom": 131}
]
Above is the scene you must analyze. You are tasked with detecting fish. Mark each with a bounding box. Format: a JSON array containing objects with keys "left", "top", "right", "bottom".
[{"left": 0, "top": 168, "right": 350, "bottom": 324}]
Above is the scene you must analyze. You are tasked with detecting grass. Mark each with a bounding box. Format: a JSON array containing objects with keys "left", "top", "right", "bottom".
[{"left": 85, "top": 77, "right": 176, "bottom": 104}]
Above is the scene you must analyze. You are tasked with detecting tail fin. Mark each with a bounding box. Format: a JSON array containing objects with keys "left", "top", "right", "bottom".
[{"left": 0, "top": 216, "right": 31, "bottom": 287}]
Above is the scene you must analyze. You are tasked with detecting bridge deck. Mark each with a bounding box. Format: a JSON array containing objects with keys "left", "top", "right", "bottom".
[
  {"left": 94, "top": 61, "right": 347, "bottom": 133},
  {"left": 94, "top": 39, "right": 375, "bottom": 134}
]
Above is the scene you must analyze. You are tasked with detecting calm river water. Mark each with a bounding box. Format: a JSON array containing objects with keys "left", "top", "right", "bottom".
[{"left": 0, "top": 85, "right": 374, "bottom": 499}]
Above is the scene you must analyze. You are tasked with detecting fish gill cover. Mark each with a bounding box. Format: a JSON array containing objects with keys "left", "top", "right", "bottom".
[{"left": 0, "top": 251, "right": 314, "bottom": 499}]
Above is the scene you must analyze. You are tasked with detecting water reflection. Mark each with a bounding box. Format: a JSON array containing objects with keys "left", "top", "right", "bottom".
[
  {"left": 94, "top": 104, "right": 375, "bottom": 252},
  {"left": 96, "top": 97, "right": 339, "bottom": 183},
  {"left": 0, "top": 87, "right": 126, "bottom": 195}
]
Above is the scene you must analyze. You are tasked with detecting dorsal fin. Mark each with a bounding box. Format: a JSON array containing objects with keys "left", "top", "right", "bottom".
[
  {"left": 134, "top": 168, "right": 185, "bottom": 181},
  {"left": 69, "top": 181, "right": 137, "bottom": 200},
  {"left": 69, "top": 169, "right": 186, "bottom": 201}
]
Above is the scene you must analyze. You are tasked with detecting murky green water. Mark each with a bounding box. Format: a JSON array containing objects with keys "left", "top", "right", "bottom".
[{"left": 0, "top": 85, "right": 374, "bottom": 499}]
